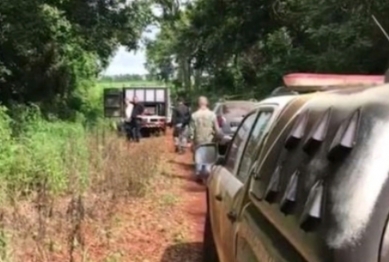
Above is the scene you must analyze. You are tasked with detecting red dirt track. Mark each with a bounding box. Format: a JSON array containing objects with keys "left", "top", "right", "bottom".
[{"left": 159, "top": 130, "right": 206, "bottom": 261}]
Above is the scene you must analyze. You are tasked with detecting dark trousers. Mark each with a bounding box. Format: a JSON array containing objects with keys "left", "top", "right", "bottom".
[
  {"left": 130, "top": 118, "right": 142, "bottom": 142},
  {"left": 124, "top": 121, "right": 132, "bottom": 141}
]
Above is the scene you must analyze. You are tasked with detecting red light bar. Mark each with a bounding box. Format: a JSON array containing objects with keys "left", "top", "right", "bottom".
[{"left": 283, "top": 73, "right": 385, "bottom": 91}]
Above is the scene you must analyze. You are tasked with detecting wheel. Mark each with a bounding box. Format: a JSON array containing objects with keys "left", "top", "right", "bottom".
[{"left": 203, "top": 212, "right": 219, "bottom": 262}]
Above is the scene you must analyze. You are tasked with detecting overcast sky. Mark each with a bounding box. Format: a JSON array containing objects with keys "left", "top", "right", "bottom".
[
  {"left": 103, "top": 7, "right": 161, "bottom": 76},
  {"left": 103, "top": 46, "right": 149, "bottom": 75}
]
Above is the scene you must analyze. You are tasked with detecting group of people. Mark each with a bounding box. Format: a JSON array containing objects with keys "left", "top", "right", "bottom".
[
  {"left": 123, "top": 94, "right": 222, "bottom": 179},
  {"left": 123, "top": 94, "right": 221, "bottom": 156},
  {"left": 172, "top": 96, "right": 220, "bottom": 153}
]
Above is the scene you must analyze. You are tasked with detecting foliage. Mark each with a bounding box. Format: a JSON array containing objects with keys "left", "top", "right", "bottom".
[
  {"left": 0, "top": 0, "right": 152, "bottom": 118},
  {"left": 0, "top": 107, "right": 167, "bottom": 260},
  {"left": 146, "top": 0, "right": 389, "bottom": 102},
  {"left": 0, "top": 107, "right": 163, "bottom": 202},
  {"left": 100, "top": 74, "right": 158, "bottom": 82}
]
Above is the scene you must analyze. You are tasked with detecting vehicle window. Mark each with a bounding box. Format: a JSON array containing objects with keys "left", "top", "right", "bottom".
[
  {"left": 225, "top": 112, "right": 258, "bottom": 172},
  {"left": 222, "top": 103, "right": 256, "bottom": 117},
  {"left": 213, "top": 104, "right": 220, "bottom": 114},
  {"left": 237, "top": 111, "right": 273, "bottom": 182}
]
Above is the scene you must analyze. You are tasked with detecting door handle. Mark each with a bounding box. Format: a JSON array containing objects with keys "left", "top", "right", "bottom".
[
  {"left": 215, "top": 194, "right": 223, "bottom": 201},
  {"left": 227, "top": 210, "right": 237, "bottom": 222},
  {"left": 249, "top": 164, "right": 260, "bottom": 180}
]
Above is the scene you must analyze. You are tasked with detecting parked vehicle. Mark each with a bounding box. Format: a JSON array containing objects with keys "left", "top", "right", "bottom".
[
  {"left": 197, "top": 73, "right": 389, "bottom": 262},
  {"left": 213, "top": 100, "right": 260, "bottom": 154},
  {"left": 103, "top": 86, "right": 171, "bottom": 136}
]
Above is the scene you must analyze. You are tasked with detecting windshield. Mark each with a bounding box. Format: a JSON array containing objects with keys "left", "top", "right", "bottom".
[{"left": 221, "top": 103, "right": 256, "bottom": 116}]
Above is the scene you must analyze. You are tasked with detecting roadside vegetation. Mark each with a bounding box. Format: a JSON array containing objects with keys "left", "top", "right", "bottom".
[
  {"left": 146, "top": 0, "right": 389, "bottom": 103},
  {"left": 0, "top": 105, "right": 168, "bottom": 261},
  {"left": 0, "top": 2, "right": 160, "bottom": 258},
  {"left": 2, "top": 0, "right": 389, "bottom": 260}
]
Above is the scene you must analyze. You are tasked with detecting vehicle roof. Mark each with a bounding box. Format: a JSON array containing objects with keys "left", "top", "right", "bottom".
[
  {"left": 283, "top": 73, "right": 385, "bottom": 92},
  {"left": 257, "top": 95, "right": 301, "bottom": 108},
  {"left": 215, "top": 100, "right": 260, "bottom": 105}
]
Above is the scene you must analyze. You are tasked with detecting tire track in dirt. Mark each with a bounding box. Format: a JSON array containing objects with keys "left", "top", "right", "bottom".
[{"left": 159, "top": 131, "right": 206, "bottom": 261}]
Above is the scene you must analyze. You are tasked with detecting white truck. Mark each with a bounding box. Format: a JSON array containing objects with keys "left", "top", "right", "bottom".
[{"left": 104, "top": 86, "right": 172, "bottom": 136}]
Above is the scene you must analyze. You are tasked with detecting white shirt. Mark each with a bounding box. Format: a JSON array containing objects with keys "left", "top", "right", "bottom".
[{"left": 125, "top": 103, "right": 134, "bottom": 120}]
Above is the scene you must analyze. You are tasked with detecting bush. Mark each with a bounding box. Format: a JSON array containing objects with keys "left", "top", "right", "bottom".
[
  {"left": 0, "top": 106, "right": 162, "bottom": 203},
  {"left": 0, "top": 104, "right": 166, "bottom": 260}
]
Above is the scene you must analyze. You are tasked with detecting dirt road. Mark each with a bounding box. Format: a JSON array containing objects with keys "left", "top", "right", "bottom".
[
  {"left": 89, "top": 132, "right": 207, "bottom": 261},
  {"left": 157, "top": 133, "right": 207, "bottom": 262}
]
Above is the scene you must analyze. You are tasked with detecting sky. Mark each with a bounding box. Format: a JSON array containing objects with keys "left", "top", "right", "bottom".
[
  {"left": 103, "top": 7, "right": 162, "bottom": 76},
  {"left": 103, "top": 46, "right": 150, "bottom": 75}
]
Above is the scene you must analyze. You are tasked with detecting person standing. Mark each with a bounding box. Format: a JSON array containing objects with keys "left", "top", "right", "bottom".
[
  {"left": 189, "top": 96, "right": 221, "bottom": 178},
  {"left": 172, "top": 98, "right": 191, "bottom": 154},
  {"left": 124, "top": 98, "right": 134, "bottom": 141},
  {"left": 130, "top": 96, "right": 144, "bottom": 143}
]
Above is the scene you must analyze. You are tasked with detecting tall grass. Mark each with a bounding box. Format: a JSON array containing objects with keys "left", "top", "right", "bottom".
[
  {"left": 0, "top": 107, "right": 87, "bottom": 201},
  {"left": 0, "top": 105, "right": 165, "bottom": 261}
]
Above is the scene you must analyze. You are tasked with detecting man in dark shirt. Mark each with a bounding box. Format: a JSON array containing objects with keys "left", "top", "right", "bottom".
[
  {"left": 172, "top": 97, "right": 191, "bottom": 153},
  {"left": 130, "top": 96, "right": 144, "bottom": 142}
]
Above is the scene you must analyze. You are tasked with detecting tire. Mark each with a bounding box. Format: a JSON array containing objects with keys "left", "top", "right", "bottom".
[{"left": 203, "top": 212, "right": 219, "bottom": 262}]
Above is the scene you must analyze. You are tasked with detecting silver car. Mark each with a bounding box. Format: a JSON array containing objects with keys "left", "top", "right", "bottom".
[
  {"left": 213, "top": 100, "right": 259, "bottom": 152},
  {"left": 213, "top": 100, "right": 259, "bottom": 134}
]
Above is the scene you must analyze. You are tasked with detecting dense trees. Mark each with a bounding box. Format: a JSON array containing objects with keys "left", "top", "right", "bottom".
[
  {"left": 146, "top": 0, "right": 389, "bottom": 101},
  {"left": 100, "top": 74, "right": 157, "bottom": 82},
  {"left": 3, "top": 0, "right": 389, "bottom": 112},
  {"left": 0, "top": 0, "right": 152, "bottom": 117}
]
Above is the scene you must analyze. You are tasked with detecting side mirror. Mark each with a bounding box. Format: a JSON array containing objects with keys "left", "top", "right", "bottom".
[{"left": 194, "top": 143, "right": 219, "bottom": 178}]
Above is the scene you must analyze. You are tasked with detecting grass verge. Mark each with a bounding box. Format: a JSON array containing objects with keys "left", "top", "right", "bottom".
[{"left": 0, "top": 106, "right": 166, "bottom": 261}]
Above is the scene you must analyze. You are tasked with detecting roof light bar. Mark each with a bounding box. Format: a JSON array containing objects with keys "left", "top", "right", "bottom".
[{"left": 283, "top": 73, "right": 385, "bottom": 91}]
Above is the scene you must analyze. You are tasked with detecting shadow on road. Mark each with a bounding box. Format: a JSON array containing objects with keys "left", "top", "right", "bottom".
[
  {"left": 183, "top": 183, "right": 206, "bottom": 193},
  {"left": 168, "top": 159, "right": 194, "bottom": 171},
  {"left": 161, "top": 170, "right": 195, "bottom": 182},
  {"left": 160, "top": 242, "right": 203, "bottom": 262}
]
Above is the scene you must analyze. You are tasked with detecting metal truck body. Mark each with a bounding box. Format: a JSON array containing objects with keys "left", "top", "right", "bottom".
[{"left": 103, "top": 86, "right": 171, "bottom": 135}]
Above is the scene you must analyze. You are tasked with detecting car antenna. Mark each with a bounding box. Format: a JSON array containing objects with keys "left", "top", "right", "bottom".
[
  {"left": 372, "top": 15, "right": 389, "bottom": 83},
  {"left": 372, "top": 15, "right": 389, "bottom": 42}
]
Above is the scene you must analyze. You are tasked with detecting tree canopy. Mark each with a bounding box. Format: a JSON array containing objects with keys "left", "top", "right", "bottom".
[
  {"left": 0, "top": 0, "right": 152, "bottom": 117},
  {"left": 146, "top": 0, "right": 389, "bottom": 101}
]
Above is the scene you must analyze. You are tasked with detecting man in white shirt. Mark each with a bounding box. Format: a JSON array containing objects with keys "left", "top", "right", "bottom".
[
  {"left": 125, "top": 98, "right": 134, "bottom": 120},
  {"left": 124, "top": 98, "right": 134, "bottom": 140}
]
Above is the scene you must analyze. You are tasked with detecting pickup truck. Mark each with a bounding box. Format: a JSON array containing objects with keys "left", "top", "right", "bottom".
[{"left": 197, "top": 73, "right": 389, "bottom": 262}]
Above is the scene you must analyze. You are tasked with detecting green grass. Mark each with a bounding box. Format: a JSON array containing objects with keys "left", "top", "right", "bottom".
[
  {"left": 0, "top": 108, "right": 94, "bottom": 201},
  {"left": 0, "top": 79, "right": 169, "bottom": 203}
]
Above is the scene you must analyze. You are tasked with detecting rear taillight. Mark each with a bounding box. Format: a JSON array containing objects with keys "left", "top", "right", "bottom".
[{"left": 217, "top": 116, "right": 226, "bottom": 127}]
